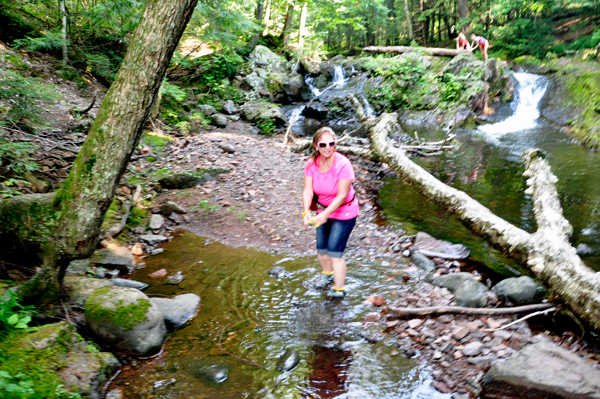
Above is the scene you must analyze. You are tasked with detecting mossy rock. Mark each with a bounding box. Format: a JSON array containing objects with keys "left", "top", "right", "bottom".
[
  {"left": 158, "top": 166, "right": 231, "bottom": 189},
  {"left": 63, "top": 275, "right": 112, "bottom": 307},
  {"left": 0, "top": 322, "right": 118, "bottom": 398},
  {"left": 85, "top": 286, "right": 166, "bottom": 356}
]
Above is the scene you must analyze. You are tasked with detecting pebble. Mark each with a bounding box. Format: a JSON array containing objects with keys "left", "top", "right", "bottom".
[
  {"left": 452, "top": 326, "right": 469, "bottom": 340},
  {"left": 486, "top": 318, "right": 502, "bottom": 329},
  {"left": 462, "top": 341, "right": 484, "bottom": 356},
  {"left": 493, "top": 329, "right": 512, "bottom": 341},
  {"left": 407, "top": 319, "right": 424, "bottom": 329}
]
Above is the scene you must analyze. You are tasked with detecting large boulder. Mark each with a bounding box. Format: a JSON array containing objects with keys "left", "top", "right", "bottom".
[
  {"left": 462, "top": 80, "right": 490, "bottom": 113},
  {"left": 64, "top": 275, "right": 112, "bottom": 307},
  {"left": 411, "top": 252, "right": 436, "bottom": 273},
  {"left": 493, "top": 276, "right": 541, "bottom": 305},
  {"left": 85, "top": 286, "right": 166, "bottom": 356},
  {"left": 267, "top": 70, "right": 306, "bottom": 103},
  {"left": 453, "top": 278, "right": 489, "bottom": 307},
  {"left": 443, "top": 52, "right": 478, "bottom": 76},
  {"left": 0, "top": 322, "right": 119, "bottom": 399},
  {"left": 240, "top": 101, "right": 288, "bottom": 126},
  {"left": 150, "top": 293, "right": 201, "bottom": 329},
  {"left": 432, "top": 272, "right": 478, "bottom": 293},
  {"left": 248, "top": 45, "right": 285, "bottom": 68},
  {"left": 90, "top": 247, "right": 136, "bottom": 274},
  {"left": 158, "top": 166, "right": 230, "bottom": 189},
  {"left": 482, "top": 339, "right": 600, "bottom": 398}
]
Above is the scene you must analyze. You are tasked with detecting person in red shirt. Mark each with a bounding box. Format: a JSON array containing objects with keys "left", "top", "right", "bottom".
[
  {"left": 470, "top": 34, "right": 490, "bottom": 60},
  {"left": 303, "top": 127, "right": 359, "bottom": 298},
  {"left": 456, "top": 33, "right": 471, "bottom": 51}
]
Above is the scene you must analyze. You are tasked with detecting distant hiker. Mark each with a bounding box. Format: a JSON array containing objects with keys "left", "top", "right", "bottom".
[
  {"left": 302, "top": 127, "right": 359, "bottom": 298},
  {"left": 470, "top": 34, "right": 489, "bottom": 60},
  {"left": 456, "top": 33, "right": 471, "bottom": 51}
]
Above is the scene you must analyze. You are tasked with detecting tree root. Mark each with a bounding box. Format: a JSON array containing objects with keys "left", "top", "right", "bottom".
[
  {"left": 100, "top": 184, "right": 142, "bottom": 242},
  {"left": 384, "top": 303, "right": 556, "bottom": 317}
]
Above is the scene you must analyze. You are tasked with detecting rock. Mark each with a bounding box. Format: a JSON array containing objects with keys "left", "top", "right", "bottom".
[
  {"left": 432, "top": 272, "right": 478, "bottom": 293},
  {"left": 482, "top": 340, "right": 600, "bottom": 399},
  {"left": 454, "top": 278, "right": 489, "bottom": 307},
  {"left": 267, "top": 266, "right": 290, "bottom": 278},
  {"left": 90, "top": 247, "right": 136, "bottom": 274},
  {"left": 169, "top": 212, "right": 185, "bottom": 224},
  {"left": 223, "top": 100, "right": 238, "bottom": 115},
  {"left": 364, "top": 295, "right": 386, "bottom": 307},
  {"left": 189, "top": 361, "right": 228, "bottom": 384},
  {"left": 197, "top": 104, "right": 216, "bottom": 116},
  {"left": 248, "top": 45, "right": 285, "bottom": 68},
  {"left": 240, "top": 101, "right": 288, "bottom": 126},
  {"left": 407, "top": 319, "right": 424, "bottom": 329},
  {"left": 140, "top": 234, "right": 168, "bottom": 245},
  {"left": 148, "top": 214, "right": 165, "bottom": 230},
  {"left": 105, "top": 389, "right": 124, "bottom": 399},
  {"left": 412, "top": 232, "right": 470, "bottom": 260},
  {"left": 152, "top": 378, "right": 176, "bottom": 392},
  {"left": 165, "top": 271, "right": 185, "bottom": 285},
  {"left": 431, "top": 381, "right": 451, "bottom": 394},
  {"left": 150, "top": 293, "right": 200, "bottom": 328},
  {"left": 0, "top": 322, "right": 119, "bottom": 398},
  {"left": 452, "top": 326, "right": 470, "bottom": 340},
  {"left": 300, "top": 58, "right": 321, "bottom": 76},
  {"left": 218, "top": 143, "right": 236, "bottom": 154},
  {"left": 23, "top": 171, "right": 50, "bottom": 193},
  {"left": 462, "top": 80, "right": 490, "bottom": 113},
  {"left": 131, "top": 243, "right": 144, "bottom": 256},
  {"left": 493, "top": 276, "right": 541, "bottom": 305},
  {"left": 63, "top": 275, "right": 112, "bottom": 307},
  {"left": 411, "top": 252, "right": 436, "bottom": 273},
  {"left": 112, "top": 278, "right": 148, "bottom": 290},
  {"left": 150, "top": 248, "right": 164, "bottom": 255},
  {"left": 150, "top": 268, "right": 167, "bottom": 278},
  {"left": 493, "top": 330, "right": 512, "bottom": 341},
  {"left": 576, "top": 243, "right": 594, "bottom": 256},
  {"left": 66, "top": 258, "right": 91, "bottom": 275},
  {"left": 462, "top": 341, "right": 485, "bottom": 356},
  {"left": 158, "top": 167, "right": 230, "bottom": 189},
  {"left": 85, "top": 286, "right": 166, "bottom": 356},
  {"left": 302, "top": 103, "right": 328, "bottom": 120},
  {"left": 443, "top": 52, "right": 478, "bottom": 76},
  {"left": 211, "top": 114, "right": 228, "bottom": 128},
  {"left": 105, "top": 269, "right": 120, "bottom": 279},
  {"left": 484, "top": 58, "right": 502, "bottom": 83},
  {"left": 276, "top": 349, "right": 300, "bottom": 372},
  {"left": 160, "top": 201, "right": 187, "bottom": 214}
]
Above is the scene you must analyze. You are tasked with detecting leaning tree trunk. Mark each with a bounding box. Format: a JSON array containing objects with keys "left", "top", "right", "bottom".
[
  {"left": 363, "top": 45, "right": 468, "bottom": 57},
  {"left": 347, "top": 94, "right": 600, "bottom": 332},
  {"left": 281, "top": 4, "right": 294, "bottom": 47},
  {"left": 13, "top": 0, "right": 199, "bottom": 303},
  {"left": 298, "top": 1, "right": 308, "bottom": 48},
  {"left": 248, "top": 0, "right": 265, "bottom": 52}
]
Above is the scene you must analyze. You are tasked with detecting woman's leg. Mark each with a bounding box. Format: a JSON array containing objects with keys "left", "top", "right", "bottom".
[
  {"left": 326, "top": 217, "right": 357, "bottom": 292},
  {"left": 314, "top": 220, "right": 334, "bottom": 288},
  {"left": 317, "top": 253, "right": 333, "bottom": 273},
  {"left": 331, "top": 257, "right": 347, "bottom": 289}
]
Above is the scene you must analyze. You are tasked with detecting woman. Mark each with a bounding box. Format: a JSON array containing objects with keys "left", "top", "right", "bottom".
[
  {"left": 470, "top": 34, "right": 489, "bottom": 60},
  {"left": 456, "top": 32, "right": 471, "bottom": 51},
  {"left": 303, "top": 127, "right": 359, "bottom": 298}
]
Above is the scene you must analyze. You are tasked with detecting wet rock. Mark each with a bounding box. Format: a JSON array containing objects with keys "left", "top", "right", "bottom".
[
  {"left": 66, "top": 259, "right": 91, "bottom": 275},
  {"left": 267, "top": 266, "right": 290, "bottom": 278},
  {"left": 482, "top": 340, "right": 600, "bottom": 399},
  {"left": 364, "top": 295, "right": 386, "bottom": 307},
  {"left": 454, "top": 279, "right": 488, "bottom": 307},
  {"left": 63, "top": 275, "right": 112, "bottom": 307},
  {"left": 169, "top": 212, "right": 185, "bottom": 224},
  {"left": 90, "top": 247, "right": 136, "bottom": 274},
  {"left": 113, "top": 278, "right": 148, "bottom": 290},
  {"left": 152, "top": 378, "right": 176, "bottom": 392},
  {"left": 85, "top": 286, "right": 166, "bottom": 356},
  {"left": 432, "top": 272, "right": 478, "bottom": 293},
  {"left": 189, "top": 361, "right": 229, "bottom": 384},
  {"left": 150, "top": 268, "right": 167, "bottom": 278},
  {"left": 276, "top": 349, "right": 300, "bottom": 372},
  {"left": 302, "top": 103, "right": 328, "bottom": 120},
  {"left": 431, "top": 380, "right": 451, "bottom": 394},
  {"left": 105, "top": 269, "right": 120, "bottom": 279},
  {"left": 105, "top": 389, "right": 124, "bottom": 399},
  {"left": 462, "top": 341, "right": 485, "bottom": 356},
  {"left": 223, "top": 100, "right": 238, "bottom": 115},
  {"left": 212, "top": 114, "right": 228, "bottom": 128},
  {"left": 160, "top": 201, "right": 187, "bottom": 214},
  {"left": 493, "top": 276, "right": 540, "bottom": 305},
  {"left": 149, "top": 214, "right": 165, "bottom": 230},
  {"left": 140, "top": 234, "right": 168, "bottom": 245},
  {"left": 410, "top": 252, "right": 436, "bottom": 273},
  {"left": 412, "top": 232, "right": 471, "bottom": 260},
  {"left": 197, "top": 104, "right": 216, "bottom": 116},
  {"left": 364, "top": 313, "right": 381, "bottom": 323},
  {"left": 150, "top": 248, "right": 164, "bottom": 255},
  {"left": 150, "top": 293, "right": 200, "bottom": 328},
  {"left": 165, "top": 271, "right": 185, "bottom": 285}
]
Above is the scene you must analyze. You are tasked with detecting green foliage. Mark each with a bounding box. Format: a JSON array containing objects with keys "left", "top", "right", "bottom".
[
  {"left": 14, "top": 31, "right": 64, "bottom": 53},
  {"left": 193, "top": 200, "right": 218, "bottom": 213},
  {"left": 0, "top": 371, "right": 35, "bottom": 398},
  {"left": 0, "top": 140, "right": 39, "bottom": 199},
  {"left": 255, "top": 117, "right": 276, "bottom": 135},
  {"left": 438, "top": 73, "right": 465, "bottom": 103},
  {"left": 160, "top": 80, "right": 187, "bottom": 102},
  {"left": 142, "top": 132, "right": 173, "bottom": 150},
  {"left": 0, "top": 290, "right": 36, "bottom": 339},
  {"left": 0, "top": 68, "right": 60, "bottom": 130}
]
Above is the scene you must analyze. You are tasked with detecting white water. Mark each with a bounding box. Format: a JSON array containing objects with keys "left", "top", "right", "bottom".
[
  {"left": 287, "top": 105, "right": 305, "bottom": 126},
  {"left": 362, "top": 95, "right": 375, "bottom": 116},
  {"left": 478, "top": 73, "right": 548, "bottom": 137},
  {"left": 305, "top": 76, "right": 322, "bottom": 97},
  {"left": 332, "top": 65, "right": 347, "bottom": 87}
]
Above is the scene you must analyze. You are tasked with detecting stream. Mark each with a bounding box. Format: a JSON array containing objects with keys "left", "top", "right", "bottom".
[{"left": 115, "top": 69, "right": 599, "bottom": 397}]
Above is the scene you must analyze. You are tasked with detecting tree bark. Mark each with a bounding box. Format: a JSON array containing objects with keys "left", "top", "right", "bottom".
[
  {"left": 363, "top": 45, "right": 468, "bottom": 57},
  {"left": 14, "top": 0, "right": 199, "bottom": 304},
  {"left": 298, "top": 1, "right": 308, "bottom": 48},
  {"left": 262, "top": 0, "right": 271, "bottom": 36},
  {"left": 346, "top": 94, "right": 600, "bottom": 332},
  {"left": 457, "top": 0, "right": 469, "bottom": 35},
  {"left": 60, "top": 0, "right": 68, "bottom": 66},
  {"left": 281, "top": 4, "right": 294, "bottom": 47},
  {"left": 403, "top": 0, "right": 414, "bottom": 40},
  {"left": 248, "top": 0, "right": 265, "bottom": 51}
]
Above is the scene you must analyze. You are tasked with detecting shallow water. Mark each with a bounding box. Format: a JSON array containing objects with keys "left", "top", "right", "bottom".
[{"left": 115, "top": 231, "right": 450, "bottom": 398}]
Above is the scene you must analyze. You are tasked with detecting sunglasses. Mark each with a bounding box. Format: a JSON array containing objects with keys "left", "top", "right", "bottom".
[{"left": 318, "top": 141, "right": 336, "bottom": 148}]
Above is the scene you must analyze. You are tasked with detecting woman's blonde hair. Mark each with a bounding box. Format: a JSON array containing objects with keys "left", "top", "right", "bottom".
[{"left": 310, "top": 127, "right": 336, "bottom": 165}]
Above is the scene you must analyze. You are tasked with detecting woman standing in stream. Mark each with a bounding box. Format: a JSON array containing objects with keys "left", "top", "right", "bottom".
[{"left": 302, "top": 127, "right": 359, "bottom": 298}]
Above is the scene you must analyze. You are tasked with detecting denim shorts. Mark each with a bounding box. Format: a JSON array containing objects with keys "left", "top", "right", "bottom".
[{"left": 316, "top": 217, "right": 357, "bottom": 258}]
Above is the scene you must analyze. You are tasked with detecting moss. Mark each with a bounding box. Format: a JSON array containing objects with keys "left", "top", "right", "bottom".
[
  {"left": 142, "top": 132, "right": 173, "bottom": 150},
  {"left": 85, "top": 286, "right": 151, "bottom": 331}
]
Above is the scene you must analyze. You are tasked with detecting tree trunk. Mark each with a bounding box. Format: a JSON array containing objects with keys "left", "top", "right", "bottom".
[
  {"left": 262, "top": 0, "right": 271, "bottom": 36},
  {"left": 346, "top": 23, "right": 353, "bottom": 51},
  {"left": 281, "top": 4, "right": 294, "bottom": 47},
  {"left": 13, "top": 0, "right": 199, "bottom": 303},
  {"left": 347, "top": 93, "right": 600, "bottom": 332},
  {"left": 298, "top": 1, "right": 308, "bottom": 47},
  {"left": 403, "top": 0, "right": 414, "bottom": 40},
  {"left": 457, "top": 0, "right": 469, "bottom": 35},
  {"left": 248, "top": 0, "right": 265, "bottom": 51},
  {"left": 363, "top": 45, "right": 468, "bottom": 56},
  {"left": 60, "top": 0, "right": 68, "bottom": 66}
]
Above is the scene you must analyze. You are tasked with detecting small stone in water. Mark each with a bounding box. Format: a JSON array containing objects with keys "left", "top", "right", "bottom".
[
  {"left": 153, "top": 378, "right": 176, "bottom": 391},
  {"left": 150, "top": 269, "right": 167, "bottom": 278},
  {"left": 276, "top": 349, "right": 300, "bottom": 372},
  {"left": 165, "top": 271, "right": 185, "bottom": 285}
]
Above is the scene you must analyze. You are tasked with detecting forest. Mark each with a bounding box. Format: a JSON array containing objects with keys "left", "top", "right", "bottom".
[{"left": 1, "top": 0, "right": 600, "bottom": 398}]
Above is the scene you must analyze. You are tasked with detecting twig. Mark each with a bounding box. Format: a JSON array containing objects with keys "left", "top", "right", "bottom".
[
  {"left": 483, "top": 307, "right": 558, "bottom": 332},
  {"left": 561, "top": 308, "right": 585, "bottom": 343},
  {"left": 385, "top": 303, "right": 555, "bottom": 317},
  {"left": 216, "top": 326, "right": 270, "bottom": 370},
  {"left": 73, "top": 96, "right": 96, "bottom": 115},
  {"left": 60, "top": 301, "right": 75, "bottom": 326},
  {"left": 101, "top": 370, "right": 121, "bottom": 398}
]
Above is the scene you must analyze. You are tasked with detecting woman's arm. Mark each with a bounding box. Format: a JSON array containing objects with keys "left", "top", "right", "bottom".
[
  {"left": 311, "top": 179, "right": 352, "bottom": 226},
  {"left": 302, "top": 176, "right": 314, "bottom": 225}
]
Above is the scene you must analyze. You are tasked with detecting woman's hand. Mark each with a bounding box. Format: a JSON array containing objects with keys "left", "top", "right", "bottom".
[
  {"left": 310, "top": 212, "right": 328, "bottom": 228},
  {"left": 303, "top": 211, "right": 312, "bottom": 226}
]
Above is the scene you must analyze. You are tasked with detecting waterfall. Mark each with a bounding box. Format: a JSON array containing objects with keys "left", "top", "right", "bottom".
[
  {"left": 362, "top": 95, "right": 375, "bottom": 117},
  {"left": 478, "top": 73, "right": 548, "bottom": 136},
  {"left": 305, "top": 77, "right": 322, "bottom": 97},
  {"left": 332, "top": 65, "right": 347, "bottom": 87},
  {"left": 287, "top": 106, "right": 305, "bottom": 126}
]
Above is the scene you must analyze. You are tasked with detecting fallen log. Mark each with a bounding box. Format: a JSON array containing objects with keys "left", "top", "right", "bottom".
[
  {"left": 384, "top": 303, "right": 556, "bottom": 317},
  {"left": 363, "top": 46, "right": 470, "bottom": 57},
  {"left": 346, "top": 93, "right": 600, "bottom": 332}
]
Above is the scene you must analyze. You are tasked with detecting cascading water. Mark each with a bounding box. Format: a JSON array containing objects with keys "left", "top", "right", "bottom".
[
  {"left": 478, "top": 73, "right": 548, "bottom": 137},
  {"left": 305, "top": 76, "right": 322, "bottom": 97},
  {"left": 332, "top": 65, "right": 347, "bottom": 87},
  {"left": 362, "top": 95, "right": 375, "bottom": 117}
]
